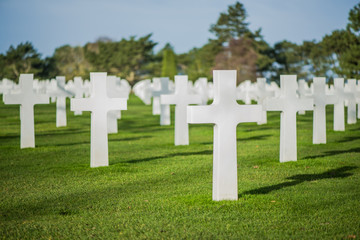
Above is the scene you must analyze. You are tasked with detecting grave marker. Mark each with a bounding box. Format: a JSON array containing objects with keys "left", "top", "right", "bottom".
[
  {"left": 153, "top": 77, "right": 172, "bottom": 125},
  {"left": 161, "top": 75, "right": 201, "bottom": 145},
  {"left": 70, "top": 73, "right": 127, "bottom": 167},
  {"left": 188, "top": 70, "right": 262, "bottom": 201},
  {"left": 3, "top": 74, "right": 49, "bottom": 148},
  {"left": 312, "top": 77, "right": 337, "bottom": 144},
  {"left": 264, "top": 75, "right": 313, "bottom": 162}
]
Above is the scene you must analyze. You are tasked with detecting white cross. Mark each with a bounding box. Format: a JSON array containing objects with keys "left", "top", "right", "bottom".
[
  {"left": 48, "top": 76, "right": 73, "bottom": 127},
  {"left": 107, "top": 76, "right": 127, "bottom": 134},
  {"left": 194, "top": 78, "right": 209, "bottom": 105},
  {"left": 297, "top": 79, "right": 311, "bottom": 115},
  {"left": 153, "top": 77, "right": 172, "bottom": 125},
  {"left": 73, "top": 77, "right": 87, "bottom": 116},
  {"left": 3, "top": 74, "right": 49, "bottom": 148},
  {"left": 333, "top": 78, "right": 353, "bottom": 131},
  {"left": 312, "top": 77, "right": 338, "bottom": 144},
  {"left": 356, "top": 80, "right": 360, "bottom": 119},
  {"left": 133, "top": 79, "right": 152, "bottom": 105},
  {"left": 70, "top": 72, "right": 127, "bottom": 168},
  {"left": 151, "top": 78, "right": 161, "bottom": 115},
  {"left": 264, "top": 75, "right": 313, "bottom": 162},
  {"left": 161, "top": 75, "right": 201, "bottom": 145},
  {"left": 187, "top": 70, "right": 262, "bottom": 201},
  {"left": 345, "top": 79, "right": 357, "bottom": 124},
  {"left": 254, "top": 78, "right": 274, "bottom": 124}
]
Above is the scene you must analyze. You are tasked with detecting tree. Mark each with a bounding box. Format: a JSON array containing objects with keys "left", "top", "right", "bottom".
[
  {"left": 319, "top": 2, "right": 360, "bottom": 79},
  {"left": 84, "top": 34, "right": 157, "bottom": 82},
  {"left": 210, "top": 2, "right": 250, "bottom": 42},
  {"left": 52, "top": 45, "right": 91, "bottom": 80},
  {"left": 177, "top": 40, "right": 223, "bottom": 81},
  {"left": 5, "top": 42, "right": 43, "bottom": 81},
  {"left": 161, "top": 44, "right": 177, "bottom": 79},
  {"left": 209, "top": 2, "right": 274, "bottom": 80},
  {"left": 213, "top": 37, "right": 257, "bottom": 83},
  {"left": 272, "top": 40, "right": 302, "bottom": 77}
]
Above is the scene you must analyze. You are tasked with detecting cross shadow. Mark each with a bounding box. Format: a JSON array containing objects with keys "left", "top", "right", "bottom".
[
  {"left": 239, "top": 166, "right": 357, "bottom": 198},
  {"left": 122, "top": 150, "right": 212, "bottom": 164},
  {"left": 337, "top": 136, "right": 360, "bottom": 143},
  {"left": 303, "top": 147, "right": 360, "bottom": 160},
  {"left": 201, "top": 134, "right": 272, "bottom": 145},
  {"left": 0, "top": 130, "right": 89, "bottom": 141}
]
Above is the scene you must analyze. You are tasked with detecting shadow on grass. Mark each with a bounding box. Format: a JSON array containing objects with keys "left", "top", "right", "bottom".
[
  {"left": 201, "top": 134, "right": 272, "bottom": 145},
  {"left": 122, "top": 150, "right": 212, "bottom": 164},
  {"left": 37, "top": 136, "right": 152, "bottom": 147},
  {"left": 0, "top": 129, "right": 90, "bottom": 141},
  {"left": 239, "top": 166, "right": 357, "bottom": 198},
  {"left": 303, "top": 147, "right": 360, "bottom": 160},
  {"left": 337, "top": 136, "right": 360, "bottom": 143}
]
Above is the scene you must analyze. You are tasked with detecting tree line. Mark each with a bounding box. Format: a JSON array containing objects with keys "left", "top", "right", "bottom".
[{"left": 0, "top": 2, "right": 359, "bottom": 84}]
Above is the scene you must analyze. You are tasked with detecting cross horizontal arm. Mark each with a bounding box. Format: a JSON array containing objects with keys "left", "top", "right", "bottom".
[
  {"left": 187, "top": 105, "right": 216, "bottom": 124},
  {"left": 105, "top": 98, "right": 127, "bottom": 111},
  {"left": 71, "top": 98, "right": 93, "bottom": 112},
  {"left": 160, "top": 94, "right": 178, "bottom": 105},
  {"left": 3, "top": 94, "right": 23, "bottom": 105}
]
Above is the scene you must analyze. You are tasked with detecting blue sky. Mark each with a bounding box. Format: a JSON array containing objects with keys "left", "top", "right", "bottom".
[{"left": 0, "top": 0, "right": 358, "bottom": 57}]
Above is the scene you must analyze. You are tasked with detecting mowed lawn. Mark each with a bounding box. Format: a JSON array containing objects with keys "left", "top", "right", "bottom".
[{"left": 0, "top": 94, "right": 359, "bottom": 239}]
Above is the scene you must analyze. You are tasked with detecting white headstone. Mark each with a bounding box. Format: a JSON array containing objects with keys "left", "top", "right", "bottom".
[
  {"left": 70, "top": 72, "right": 127, "bottom": 167},
  {"left": 333, "top": 78, "right": 353, "bottom": 131},
  {"left": 264, "top": 75, "right": 313, "bottom": 162},
  {"left": 3, "top": 74, "right": 49, "bottom": 148},
  {"left": 194, "top": 78, "right": 209, "bottom": 105},
  {"left": 151, "top": 78, "right": 161, "bottom": 115},
  {"left": 345, "top": 79, "right": 357, "bottom": 124},
  {"left": 312, "top": 77, "right": 337, "bottom": 144},
  {"left": 73, "top": 77, "right": 86, "bottom": 115},
  {"left": 133, "top": 79, "right": 152, "bottom": 105},
  {"left": 187, "top": 70, "right": 262, "bottom": 201},
  {"left": 254, "top": 78, "right": 274, "bottom": 124},
  {"left": 161, "top": 75, "right": 202, "bottom": 145},
  {"left": 47, "top": 76, "right": 73, "bottom": 127},
  {"left": 297, "top": 79, "right": 311, "bottom": 115},
  {"left": 153, "top": 77, "right": 172, "bottom": 125}
]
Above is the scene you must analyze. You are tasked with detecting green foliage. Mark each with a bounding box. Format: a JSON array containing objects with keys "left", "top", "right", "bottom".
[
  {"left": 210, "top": 2, "right": 250, "bottom": 42},
  {"left": 178, "top": 40, "right": 223, "bottom": 81},
  {"left": 0, "top": 95, "right": 359, "bottom": 239},
  {"left": 161, "top": 44, "right": 177, "bottom": 79},
  {"left": 347, "top": 3, "right": 360, "bottom": 34},
  {"left": 84, "top": 34, "right": 157, "bottom": 83},
  {"left": 3, "top": 42, "right": 43, "bottom": 82},
  {"left": 272, "top": 40, "right": 302, "bottom": 77},
  {"left": 53, "top": 45, "right": 91, "bottom": 80}
]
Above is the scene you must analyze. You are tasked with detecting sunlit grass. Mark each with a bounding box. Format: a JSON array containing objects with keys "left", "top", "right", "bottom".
[{"left": 0, "top": 95, "right": 359, "bottom": 239}]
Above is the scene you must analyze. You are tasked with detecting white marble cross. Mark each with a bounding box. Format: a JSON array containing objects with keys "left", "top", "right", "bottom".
[
  {"left": 333, "top": 78, "right": 353, "bottom": 131},
  {"left": 107, "top": 76, "right": 128, "bottom": 134},
  {"left": 70, "top": 72, "right": 127, "bottom": 168},
  {"left": 312, "top": 77, "right": 337, "bottom": 144},
  {"left": 133, "top": 79, "right": 152, "bottom": 105},
  {"left": 3, "top": 74, "right": 49, "bottom": 148},
  {"left": 345, "top": 79, "right": 357, "bottom": 124},
  {"left": 153, "top": 77, "right": 172, "bottom": 125},
  {"left": 194, "top": 78, "right": 209, "bottom": 105},
  {"left": 254, "top": 78, "right": 274, "bottom": 124},
  {"left": 297, "top": 79, "right": 311, "bottom": 115},
  {"left": 187, "top": 70, "right": 262, "bottom": 201},
  {"left": 151, "top": 78, "right": 161, "bottom": 115},
  {"left": 161, "top": 75, "right": 201, "bottom": 145},
  {"left": 73, "top": 77, "right": 86, "bottom": 115},
  {"left": 264, "top": 75, "right": 313, "bottom": 162},
  {"left": 48, "top": 76, "right": 74, "bottom": 127}
]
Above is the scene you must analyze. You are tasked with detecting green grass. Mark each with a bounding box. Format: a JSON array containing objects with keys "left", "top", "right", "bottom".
[{"left": 0, "top": 94, "right": 359, "bottom": 239}]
